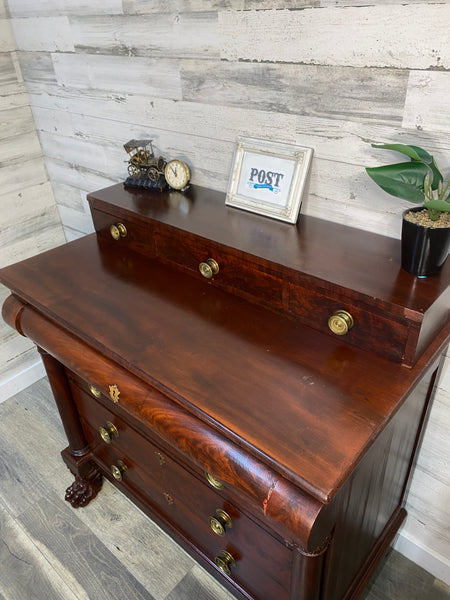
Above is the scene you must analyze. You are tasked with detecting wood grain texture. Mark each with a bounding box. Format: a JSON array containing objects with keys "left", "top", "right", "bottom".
[
  {"left": 0, "top": 18, "right": 15, "bottom": 52},
  {"left": 0, "top": 379, "right": 449, "bottom": 600},
  {"left": 181, "top": 60, "right": 408, "bottom": 124},
  {"left": 7, "top": 0, "right": 124, "bottom": 17},
  {"left": 0, "top": 10, "right": 65, "bottom": 404},
  {"left": 52, "top": 52, "right": 183, "bottom": 99},
  {"left": 220, "top": 6, "right": 450, "bottom": 68},
  {"left": 123, "top": 0, "right": 319, "bottom": 13},
  {"left": 71, "top": 13, "right": 219, "bottom": 59},
  {"left": 0, "top": 504, "right": 81, "bottom": 600},
  {"left": 403, "top": 71, "right": 450, "bottom": 134},
  {"left": 18, "top": 495, "right": 156, "bottom": 600},
  {"left": 15, "top": 50, "right": 56, "bottom": 83},
  {"left": 2, "top": 0, "right": 450, "bottom": 582},
  {"left": 11, "top": 16, "right": 74, "bottom": 52}
]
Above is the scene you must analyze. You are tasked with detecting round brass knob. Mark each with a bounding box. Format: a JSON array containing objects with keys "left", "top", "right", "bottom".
[
  {"left": 199, "top": 258, "right": 219, "bottom": 279},
  {"left": 111, "top": 459, "right": 127, "bottom": 481},
  {"left": 88, "top": 384, "right": 102, "bottom": 398},
  {"left": 205, "top": 472, "right": 224, "bottom": 490},
  {"left": 98, "top": 421, "right": 119, "bottom": 444},
  {"left": 208, "top": 509, "right": 233, "bottom": 536},
  {"left": 328, "top": 310, "right": 354, "bottom": 336},
  {"left": 214, "top": 550, "right": 236, "bottom": 576},
  {"left": 110, "top": 222, "right": 127, "bottom": 240}
]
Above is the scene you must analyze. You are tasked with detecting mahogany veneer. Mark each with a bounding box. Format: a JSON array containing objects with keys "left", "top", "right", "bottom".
[{"left": 1, "top": 183, "right": 449, "bottom": 600}]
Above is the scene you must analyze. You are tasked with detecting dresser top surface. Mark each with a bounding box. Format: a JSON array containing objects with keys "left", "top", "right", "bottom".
[
  {"left": 1, "top": 230, "right": 448, "bottom": 503},
  {"left": 88, "top": 183, "right": 450, "bottom": 317}
]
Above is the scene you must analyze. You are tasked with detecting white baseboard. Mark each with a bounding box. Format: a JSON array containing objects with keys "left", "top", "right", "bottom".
[
  {"left": 394, "top": 530, "right": 450, "bottom": 586},
  {"left": 0, "top": 359, "right": 46, "bottom": 403}
]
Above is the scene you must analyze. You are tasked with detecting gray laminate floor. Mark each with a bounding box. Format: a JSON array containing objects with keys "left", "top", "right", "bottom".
[{"left": 0, "top": 378, "right": 448, "bottom": 600}]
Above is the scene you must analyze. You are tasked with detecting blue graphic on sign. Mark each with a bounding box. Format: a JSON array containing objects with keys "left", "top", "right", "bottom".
[
  {"left": 247, "top": 167, "right": 284, "bottom": 194},
  {"left": 248, "top": 183, "right": 280, "bottom": 193}
]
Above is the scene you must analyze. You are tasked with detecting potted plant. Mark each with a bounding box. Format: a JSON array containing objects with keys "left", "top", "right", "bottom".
[{"left": 366, "top": 143, "right": 450, "bottom": 277}]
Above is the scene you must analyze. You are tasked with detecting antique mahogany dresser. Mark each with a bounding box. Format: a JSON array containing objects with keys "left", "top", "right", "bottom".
[{"left": 1, "top": 183, "right": 449, "bottom": 600}]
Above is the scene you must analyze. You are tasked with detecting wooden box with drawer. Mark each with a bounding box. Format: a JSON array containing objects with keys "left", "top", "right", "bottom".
[{"left": 1, "top": 183, "right": 449, "bottom": 600}]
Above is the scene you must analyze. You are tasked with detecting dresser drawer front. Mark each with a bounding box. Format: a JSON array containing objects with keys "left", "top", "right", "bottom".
[
  {"left": 289, "top": 283, "right": 410, "bottom": 362},
  {"left": 92, "top": 209, "right": 154, "bottom": 258},
  {"left": 154, "top": 231, "right": 285, "bottom": 312},
  {"left": 69, "top": 377, "right": 291, "bottom": 600},
  {"left": 92, "top": 205, "right": 414, "bottom": 364}
]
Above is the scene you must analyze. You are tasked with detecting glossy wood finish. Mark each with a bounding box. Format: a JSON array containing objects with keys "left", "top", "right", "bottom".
[
  {"left": 89, "top": 184, "right": 450, "bottom": 365},
  {"left": 2, "top": 379, "right": 449, "bottom": 600},
  {"left": 1, "top": 184, "right": 449, "bottom": 600}
]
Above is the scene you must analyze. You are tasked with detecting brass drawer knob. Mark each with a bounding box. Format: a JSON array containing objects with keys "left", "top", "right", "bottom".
[
  {"left": 199, "top": 258, "right": 219, "bottom": 279},
  {"left": 328, "top": 310, "right": 354, "bottom": 336},
  {"left": 98, "top": 421, "right": 119, "bottom": 444},
  {"left": 205, "top": 472, "right": 224, "bottom": 490},
  {"left": 214, "top": 550, "right": 236, "bottom": 576},
  {"left": 111, "top": 459, "right": 127, "bottom": 481},
  {"left": 88, "top": 384, "right": 102, "bottom": 398},
  {"left": 110, "top": 222, "right": 127, "bottom": 240},
  {"left": 208, "top": 509, "right": 233, "bottom": 537}
]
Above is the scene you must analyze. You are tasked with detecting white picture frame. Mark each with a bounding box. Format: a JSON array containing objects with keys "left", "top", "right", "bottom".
[{"left": 226, "top": 137, "right": 313, "bottom": 224}]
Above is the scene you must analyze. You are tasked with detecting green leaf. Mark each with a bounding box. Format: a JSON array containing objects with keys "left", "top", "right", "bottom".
[
  {"left": 366, "top": 162, "right": 429, "bottom": 202},
  {"left": 371, "top": 143, "right": 433, "bottom": 163},
  {"left": 424, "top": 199, "right": 450, "bottom": 213},
  {"left": 371, "top": 143, "right": 443, "bottom": 187}
]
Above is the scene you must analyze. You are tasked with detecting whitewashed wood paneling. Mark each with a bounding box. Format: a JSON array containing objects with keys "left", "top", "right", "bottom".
[
  {"left": 52, "top": 52, "right": 183, "bottom": 99},
  {"left": 0, "top": 130, "right": 42, "bottom": 164},
  {"left": 123, "top": 0, "right": 318, "bottom": 13},
  {"left": 0, "top": 157, "right": 48, "bottom": 197},
  {"left": 45, "top": 156, "right": 117, "bottom": 197},
  {"left": 28, "top": 89, "right": 450, "bottom": 166},
  {"left": 220, "top": 6, "right": 450, "bottom": 69},
  {"left": 71, "top": 13, "right": 219, "bottom": 59},
  {"left": 0, "top": 182, "right": 56, "bottom": 246},
  {"left": 11, "top": 16, "right": 75, "bottom": 52},
  {"left": 403, "top": 71, "right": 450, "bottom": 135},
  {"left": 0, "top": 104, "right": 35, "bottom": 137},
  {"left": 0, "top": 53, "right": 25, "bottom": 94},
  {"left": 0, "top": 6, "right": 65, "bottom": 401},
  {"left": 0, "top": 89, "right": 29, "bottom": 111},
  {"left": 16, "top": 51, "right": 56, "bottom": 84},
  {"left": 0, "top": 19, "right": 15, "bottom": 51},
  {"left": 180, "top": 60, "right": 408, "bottom": 124},
  {"left": 7, "top": 0, "right": 123, "bottom": 17}
]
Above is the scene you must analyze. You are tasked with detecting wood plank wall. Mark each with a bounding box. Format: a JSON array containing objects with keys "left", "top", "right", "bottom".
[
  {"left": 2, "top": 0, "right": 450, "bottom": 584},
  {"left": 0, "top": 0, "right": 65, "bottom": 400}
]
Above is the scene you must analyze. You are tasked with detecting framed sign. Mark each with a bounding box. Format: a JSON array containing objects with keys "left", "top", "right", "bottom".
[{"left": 226, "top": 137, "right": 313, "bottom": 223}]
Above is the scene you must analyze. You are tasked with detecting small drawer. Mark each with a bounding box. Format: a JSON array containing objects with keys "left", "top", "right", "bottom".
[
  {"left": 289, "top": 283, "right": 410, "bottom": 362},
  {"left": 154, "top": 231, "right": 285, "bottom": 313},
  {"left": 91, "top": 209, "right": 154, "bottom": 259}
]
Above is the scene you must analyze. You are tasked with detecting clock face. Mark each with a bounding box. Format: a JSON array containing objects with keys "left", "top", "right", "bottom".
[{"left": 164, "top": 159, "right": 190, "bottom": 190}]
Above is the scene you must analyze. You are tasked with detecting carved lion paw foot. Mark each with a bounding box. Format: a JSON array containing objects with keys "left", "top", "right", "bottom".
[{"left": 65, "top": 474, "right": 102, "bottom": 508}]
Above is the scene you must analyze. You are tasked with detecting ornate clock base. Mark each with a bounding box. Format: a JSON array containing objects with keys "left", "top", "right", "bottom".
[{"left": 65, "top": 472, "right": 103, "bottom": 508}]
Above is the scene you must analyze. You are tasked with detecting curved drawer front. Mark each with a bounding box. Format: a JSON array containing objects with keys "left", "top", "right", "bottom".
[{"left": 69, "top": 376, "right": 291, "bottom": 600}]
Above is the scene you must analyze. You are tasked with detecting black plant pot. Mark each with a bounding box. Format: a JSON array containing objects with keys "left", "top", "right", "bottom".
[{"left": 401, "top": 208, "right": 450, "bottom": 277}]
